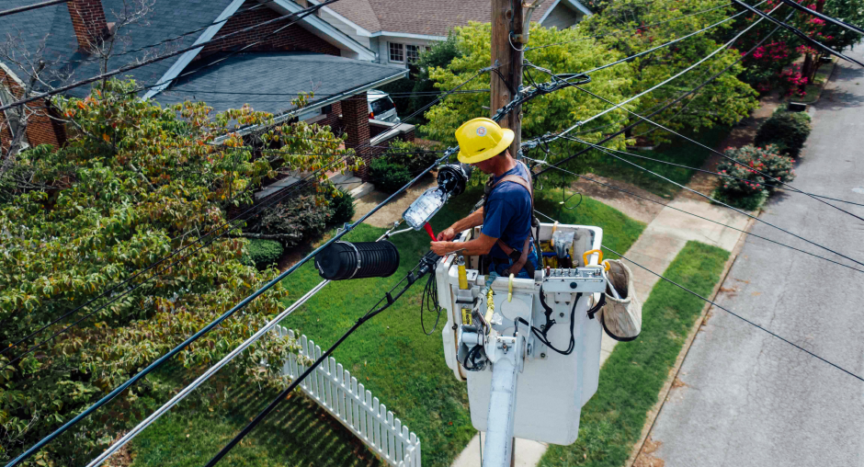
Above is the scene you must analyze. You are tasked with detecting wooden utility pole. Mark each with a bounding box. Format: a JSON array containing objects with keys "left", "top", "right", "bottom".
[{"left": 491, "top": 0, "right": 523, "bottom": 155}]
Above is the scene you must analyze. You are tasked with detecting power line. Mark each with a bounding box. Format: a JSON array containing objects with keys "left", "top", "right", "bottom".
[
  {"left": 525, "top": 155, "right": 864, "bottom": 274},
  {"left": 777, "top": 0, "right": 864, "bottom": 36},
  {"left": 0, "top": 0, "right": 341, "bottom": 114},
  {"left": 531, "top": 11, "right": 792, "bottom": 175},
  {"left": 0, "top": 0, "right": 67, "bottom": 18},
  {"left": 732, "top": 0, "right": 864, "bottom": 67},
  {"left": 598, "top": 243, "right": 864, "bottom": 382},
  {"left": 203, "top": 252, "right": 439, "bottom": 467},
  {"left": 580, "top": 1, "right": 763, "bottom": 76},
  {"left": 552, "top": 1, "right": 784, "bottom": 139},
  {"left": 566, "top": 136, "right": 864, "bottom": 268},
  {"left": 572, "top": 85, "right": 864, "bottom": 222},
  {"left": 1, "top": 64, "right": 490, "bottom": 364},
  {"left": 524, "top": 2, "right": 731, "bottom": 52},
  {"left": 2, "top": 61, "right": 500, "bottom": 466}
]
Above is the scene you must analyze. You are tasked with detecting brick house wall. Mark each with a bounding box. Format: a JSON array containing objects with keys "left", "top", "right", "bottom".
[
  {"left": 340, "top": 91, "right": 373, "bottom": 179},
  {"left": 0, "top": 67, "right": 64, "bottom": 152},
  {"left": 203, "top": 1, "right": 341, "bottom": 57}
]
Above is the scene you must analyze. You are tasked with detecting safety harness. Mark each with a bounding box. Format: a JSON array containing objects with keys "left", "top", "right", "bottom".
[{"left": 482, "top": 160, "right": 537, "bottom": 277}]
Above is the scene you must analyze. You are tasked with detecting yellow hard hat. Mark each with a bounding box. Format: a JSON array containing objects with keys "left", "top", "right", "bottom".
[{"left": 455, "top": 117, "right": 514, "bottom": 164}]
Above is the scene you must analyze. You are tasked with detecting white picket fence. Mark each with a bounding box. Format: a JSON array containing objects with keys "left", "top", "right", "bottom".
[{"left": 275, "top": 326, "right": 422, "bottom": 466}]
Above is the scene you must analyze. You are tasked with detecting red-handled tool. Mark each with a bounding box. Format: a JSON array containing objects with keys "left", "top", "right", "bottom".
[{"left": 423, "top": 222, "right": 436, "bottom": 241}]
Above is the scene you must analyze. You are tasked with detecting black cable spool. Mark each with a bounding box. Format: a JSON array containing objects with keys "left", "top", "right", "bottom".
[{"left": 315, "top": 241, "right": 400, "bottom": 280}]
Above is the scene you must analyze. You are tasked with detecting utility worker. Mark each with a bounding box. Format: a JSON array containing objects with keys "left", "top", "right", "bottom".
[{"left": 430, "top": 117, "right": 540, "bottom": 278}]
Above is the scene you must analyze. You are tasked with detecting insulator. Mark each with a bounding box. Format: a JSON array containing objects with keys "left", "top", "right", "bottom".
[{"left": 315, "top": 241, "right": 400, "bottom": 281}]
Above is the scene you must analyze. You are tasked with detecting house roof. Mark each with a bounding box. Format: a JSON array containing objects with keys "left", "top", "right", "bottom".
[
  {"left": 155, "top": 52, "right": 406, "bottom": 115},
  {"left": 325, "top": 0, "right": 576, "bottom": 37},
  {"left": 0, "top": 0, "right": 236, "bottom": 97}
]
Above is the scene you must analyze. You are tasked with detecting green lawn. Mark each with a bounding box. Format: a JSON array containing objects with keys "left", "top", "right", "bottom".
[
  {"left": 130, "top": 388, "right": 381, "bottom": 467},
  {"left": 130, "top": 185, "right": 646, "bottom": 467},
  {"left": 539, "top": 241, "right": 730, "bottom": 467},
  {"left": 589, "top": 125, "right": 731, "bottom": 198}
]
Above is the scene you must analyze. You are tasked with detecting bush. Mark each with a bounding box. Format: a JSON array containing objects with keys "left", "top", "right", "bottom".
[
  {"left": 715, "top": 144, "right": 796, "bottom": 209},
  {"left": 328, "top": 188, "right": 355, "bottom": 225},
  {"left": 368, "top": 157, "right": 412, "bottom": 193},
  {"left": 249, "top": 190, "right": 332, "bottom": 248},
  {"left": 754, "top": 109, "right": 811, "bottom": 158},
  {"left": 384, "top": 140, "right": 441, "bottom": 174},
  {"left": 244, "top": 239, "right": 284, "bottom": 268}
]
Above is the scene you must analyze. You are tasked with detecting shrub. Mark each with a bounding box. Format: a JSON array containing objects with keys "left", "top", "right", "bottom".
[
  {"left": 716, "top": 144, "right": 796, "bottom": 209},
  {"left": 328, "top": 188, "right": 355, "bottom": 225},
  {"left": 755, "top": 109, "right": 811, "bottom": 158},
  {"left": 244, "top": 239, "right": 284, "bottom": 268},
  {"left": 368, "top": 157, "right": 412, "bottom": 193},
  {"left": 249, "top": 190, "right": 332, "bottom": 248},
  {"left": 384, "top": 140, "right": 441, "bottom": 174}
]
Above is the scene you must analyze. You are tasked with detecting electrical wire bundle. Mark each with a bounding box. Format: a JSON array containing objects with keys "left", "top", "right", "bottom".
[{"left": 420, "top": 268, "right": 442, "bottom": 335}]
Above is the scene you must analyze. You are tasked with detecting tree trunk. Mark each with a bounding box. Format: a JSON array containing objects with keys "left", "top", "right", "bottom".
[{"left": 798, "top": 0, "right": 827, "bottom": 95}]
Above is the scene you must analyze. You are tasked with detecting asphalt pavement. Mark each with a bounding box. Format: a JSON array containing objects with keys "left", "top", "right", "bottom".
[{"left": 646, "top": 51, "right": 864, "bottom": 467}]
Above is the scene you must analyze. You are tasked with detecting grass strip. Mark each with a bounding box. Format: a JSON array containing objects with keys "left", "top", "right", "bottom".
[{"left": 539, "top": 241, "right": 730, "bottom": 467}]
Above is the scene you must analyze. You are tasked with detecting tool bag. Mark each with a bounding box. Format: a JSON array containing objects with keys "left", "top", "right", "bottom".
[{"left": 600, "top": 259, "right": 642, "bottom": 341}]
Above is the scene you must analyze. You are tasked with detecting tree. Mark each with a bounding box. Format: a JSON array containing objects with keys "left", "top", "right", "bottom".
[
  {"left": 0, "top": 79, "right": 355, "bottom": 465},
  {"left": 792, "top": 0, "right": 864, "bottom": 93},
  {"left": 421, "top": 21, "right": 635, "bottom": 185},
  {"left": 580, "top": 0, "right": 760, "bottom": 143}
]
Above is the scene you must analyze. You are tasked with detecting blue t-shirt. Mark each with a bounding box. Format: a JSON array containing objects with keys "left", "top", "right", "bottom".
[{"left": 482, "top": 162, "right": 533, "bottom": 260}]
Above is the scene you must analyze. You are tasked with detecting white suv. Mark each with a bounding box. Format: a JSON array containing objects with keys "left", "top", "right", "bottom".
[{"left": 367, "top": 90, "right": 400, "bottom": 124}]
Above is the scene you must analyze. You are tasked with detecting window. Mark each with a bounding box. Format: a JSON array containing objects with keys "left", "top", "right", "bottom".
[
  {"left": 388, "top": 42, "right": 404, "bottom": 62},
  {"left": 406, "top": 44, "right": 420, "bottom": 63},
  {"left": 370, "top": 97, "right": 395, "bottom": 116}
]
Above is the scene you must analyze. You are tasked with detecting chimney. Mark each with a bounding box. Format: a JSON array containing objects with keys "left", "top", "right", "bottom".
[{"left": 67, "top": 0, "right": 109, "bottom": 51}]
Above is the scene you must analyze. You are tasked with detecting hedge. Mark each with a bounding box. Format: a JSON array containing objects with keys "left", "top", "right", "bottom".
[
  {"left": 244, "top": 239, "right": 284, "bottom": 268},
  {"left": 754, "top": 109, "right": 811, "bottom": 158}
]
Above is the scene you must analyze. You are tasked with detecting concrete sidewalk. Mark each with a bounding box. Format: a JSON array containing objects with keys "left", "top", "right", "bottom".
[{"left": 451, "top": 198, "right": 751, "bottom": 467}]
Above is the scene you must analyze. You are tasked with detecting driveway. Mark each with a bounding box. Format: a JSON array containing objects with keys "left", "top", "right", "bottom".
[{"left": 644, "top": 52, "right": 864, "bottom": 466}]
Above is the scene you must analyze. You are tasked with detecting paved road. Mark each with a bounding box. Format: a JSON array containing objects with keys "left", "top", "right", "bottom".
[{"left": 647, "top": 52, "right": 864, "bottom": 466}]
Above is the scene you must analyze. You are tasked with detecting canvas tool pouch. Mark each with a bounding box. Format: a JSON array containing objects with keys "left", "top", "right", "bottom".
[{"left": 600, "top": 259, "right": 642, "bottom": 341}]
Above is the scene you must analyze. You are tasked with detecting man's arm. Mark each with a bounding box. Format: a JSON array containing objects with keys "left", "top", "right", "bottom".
[
  {"left": 436, "top": 207, "right": 485, "bottom": 241},
  {"left": 431, "top": 232, "right": 497, "bottom": 257}
]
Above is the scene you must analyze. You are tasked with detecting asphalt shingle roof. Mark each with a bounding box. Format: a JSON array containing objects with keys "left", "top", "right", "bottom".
[
  {"left": 0, "top": 0, "right": 235, "bottom": 97},
  {"left": 327, "top": 0, "right": 560, "bottom": 37},
  {"left": 156, "top": 52, "right": 405, "bottom": 115}
]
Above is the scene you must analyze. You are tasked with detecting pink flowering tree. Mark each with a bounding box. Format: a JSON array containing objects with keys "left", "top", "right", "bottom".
[{"left": 792, "top": 0, "right": 864, "bottom": 93}]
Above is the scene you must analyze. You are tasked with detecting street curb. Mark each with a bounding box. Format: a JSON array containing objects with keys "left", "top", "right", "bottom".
[{"left": 625, "top": 214, "right": 758, "bottom": 467}]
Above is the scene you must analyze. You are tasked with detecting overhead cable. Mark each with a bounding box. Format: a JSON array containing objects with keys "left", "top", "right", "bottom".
[
  {"left": 551, "top": 1, "right": 784, "bottom": 140},
  {"left": 532, "top": 12, "right": 793, "bottom": 175},
  {"left": 0, "top": 0, "right": 67, "bottom": 17},
  {"left": 566, "top": 136, "right": 864, "bottom": 268},
  {"left": 599, "top": 243, "right": 864, "bottom": 382},
  {"left": 0, "top": 0, "right": 342, "bottom": 114},
  {"left": 731, "top": 0, "right": 864, "bottom": 67},
  {"left": 572, "top": 85, "right": 864, "bottom": 223},
  {"left": 203, "top": 252, "right": 440, "bottom": 467},
  {"left": 525, "top": 2, "right": 730, "bottom": 52},
  {"left": 525, "top": 156, "right": 864, "bottom": 274},
  {"left": 580, "top": 0, "right": 766, "bottom": 76},
  {"left": 777, "top": 0, "right": 864, "bottom": 35}
]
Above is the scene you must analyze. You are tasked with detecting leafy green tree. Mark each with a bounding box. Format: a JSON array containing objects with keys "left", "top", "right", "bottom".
[
  {"left": 0, "top": 80, "right": 354, "bottom": 465},
  {"left": 421, "top": 22, "right": 635, "bottom": 184},
  {"left": 580, "top": 0, "right": 760, "bottom": 143}
]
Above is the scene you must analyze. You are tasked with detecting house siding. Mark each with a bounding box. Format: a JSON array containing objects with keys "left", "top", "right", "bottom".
[
  {"left": 541, "top": 3, "right": 583, "bottom": 30},
  {"left": 204, "top": 1, "right": 341, "bottom": 57}
]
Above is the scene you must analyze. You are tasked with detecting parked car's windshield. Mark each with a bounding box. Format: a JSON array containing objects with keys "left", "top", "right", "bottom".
[{"left": 370, "top": 97, "right": 395, "bottom": 115}]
